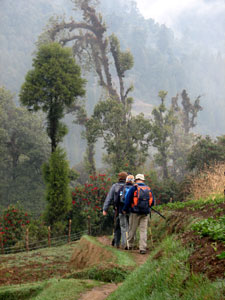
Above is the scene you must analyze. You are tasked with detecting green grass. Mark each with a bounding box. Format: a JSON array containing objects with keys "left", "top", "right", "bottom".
[
  {"left": 0, "top": 282, "right": 45, "bottom": 300},
  {"left": 0, "top": 242, "right": 78, "bottom": 269},
  {"left": 158, "top": 194, "right": 224, "bottom": 211},
  {"left": 0, "top": 279, "right": 101, "bottom": 300},
  {"left": 67, "top": 265, "right": 131, "bottom": 283},
  {"left": 84, "top": 235, "right": 136, "bottom": 267},
  {"left": 106, "top": 236, "right": 225, "bottom": 300}
]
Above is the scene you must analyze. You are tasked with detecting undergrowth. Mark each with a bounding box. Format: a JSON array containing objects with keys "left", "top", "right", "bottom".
[{"left": 192, "top": 216, "right": 225, "bottom": 241}]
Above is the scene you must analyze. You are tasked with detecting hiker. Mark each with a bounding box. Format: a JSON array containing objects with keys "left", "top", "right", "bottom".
[
  {"left": 114, "top": 174, "right": 134, "bottom": 249},
  {"left": 123, "top": 174, "right": 154, "bottom": 254},
  {"left": 102, "top": 171, "right": 128, "bottom": 248}
]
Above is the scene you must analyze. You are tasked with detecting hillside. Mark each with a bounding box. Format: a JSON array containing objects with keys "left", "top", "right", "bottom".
[{"left": 0, "top": 194, "right": 224, "bottom": 299}]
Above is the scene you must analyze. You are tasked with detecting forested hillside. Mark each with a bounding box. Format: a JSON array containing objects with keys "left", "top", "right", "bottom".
[{"left": 1, "top": 0, "right": 224, "bottom": 168}]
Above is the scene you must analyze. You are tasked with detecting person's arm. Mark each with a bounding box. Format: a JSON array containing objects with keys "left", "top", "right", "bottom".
[
  {"left": 103, "top": 184, "right": 115, "bottom": 215},
  {"left": 122, "top": 186, "right": 135, "bottom": 213}
]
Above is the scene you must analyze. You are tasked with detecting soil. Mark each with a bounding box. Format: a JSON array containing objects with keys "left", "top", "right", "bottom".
[
  {"left": 70, "top": 237, "right": 115, "bottom": 269},
  {"left": 164, "top": 202, "right": 225, "bottom": 280},
  {"left": 78, "top": 283, "right": 121, "bottom": 300}
]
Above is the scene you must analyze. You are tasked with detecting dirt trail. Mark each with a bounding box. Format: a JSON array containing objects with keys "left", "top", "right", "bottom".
[
  {"left": 77, "top": 236, "right": 149, "bottom": 300},
  {"left": 78, "top": 283, "right": 121, "bottom": 300}
]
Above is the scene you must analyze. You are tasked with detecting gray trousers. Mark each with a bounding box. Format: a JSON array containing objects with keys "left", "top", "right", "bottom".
[
  {"left": 119, "top": 213, "right": 129, "bottom": 248},
  {"left": 128, "top": 213, "right": 149, "bottom": 251}
]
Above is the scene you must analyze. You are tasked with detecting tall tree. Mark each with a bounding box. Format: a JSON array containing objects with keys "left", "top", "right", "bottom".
[
  {"left": 39, "top": 0, "right": 153, "bottom": 174},
  {"left": 92, "top": 98, "right": 151, "bottom": 173},
  {"left": 39, "top": 0, "right": 138, "bottom": 173},
  {"left": 20, "top": 42, "right": 86, "bottom": 153},
  {"left": 42, "top": 147, "right": 72, "bottom": 230},
  {"left": 170, "top": 90, "right": 202, "bottom": 180},
  {"left": 171, "top": 89, "right": 202, "bottom": 134},
  {"left": 151, "top": 91, "right": 177, "bottom": 179}
]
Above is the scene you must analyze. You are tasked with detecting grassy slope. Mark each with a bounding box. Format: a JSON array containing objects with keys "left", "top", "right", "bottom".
[
  {"left": 0, "top": 195, "right": 224, "bottom": 299},
  {"left": 107, "top": 194, "right": 225, "bottom": 299},
  {"left": 107, "top": 237, "right": 224, "bottom": 300},
  {"left": 0, "top": 279, "right": 101, "bottom": 300}
]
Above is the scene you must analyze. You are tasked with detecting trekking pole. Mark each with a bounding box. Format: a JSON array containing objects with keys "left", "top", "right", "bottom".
[
  {"left": 151, "top": 207, "right": 166, "bottom": 220},
  {"left": 149, "top": 226, "right": 153, "bottom": 246}
]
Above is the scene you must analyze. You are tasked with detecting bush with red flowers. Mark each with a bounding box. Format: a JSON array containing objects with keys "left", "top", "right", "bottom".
[
  {"left": 71, "top": 173, "right": 114, "bottom": 235},
  {"left": 0, "top": 205, "right": 31, "bottom": 248}
]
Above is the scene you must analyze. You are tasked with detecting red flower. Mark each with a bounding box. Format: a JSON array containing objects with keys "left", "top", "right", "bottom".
[
  {"left": 26, "top": 220, "right": 30, "bottom": 224},
  {"left": 72, "top": 200, "right": 76, "bottom": 205}
]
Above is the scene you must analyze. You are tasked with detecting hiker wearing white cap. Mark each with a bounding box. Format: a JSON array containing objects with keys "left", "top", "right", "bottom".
[{"left": 122, "top": 174, "right": 154, "bottom": 254}]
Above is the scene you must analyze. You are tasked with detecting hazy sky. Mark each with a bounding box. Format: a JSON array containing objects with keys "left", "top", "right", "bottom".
[{"left": 135, "top": 0, "right": 225, "bottom": 28}]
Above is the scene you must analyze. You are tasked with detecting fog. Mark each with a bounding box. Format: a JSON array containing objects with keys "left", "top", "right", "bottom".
[{"left": 0, "top": 0, "right": 224, "bottom": 166}]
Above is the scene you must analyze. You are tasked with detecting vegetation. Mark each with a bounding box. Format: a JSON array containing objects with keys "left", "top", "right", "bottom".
[
  {"left": 0, "top": 1, "right": 225, "bottom": 298},
  {"left": 0, "top": 205, "right": 30, "bottom": 248},
  {"left": 0, "top": 279, "right": 101, "bottom": 300},
  {"left": 192, "top": 216, "right": 225, "bottom": 241},
  {"left": 42, "top": 148, "right": 72, "bottom": 232},
  {"left": 0, "top": 87, "right": 49, "bottom": 212},
  {"left": 20, "top": 42, "right": 86, "bottom": 153},
  {"left": 107, "top": 237, "right": 224, "bottom": 300}
]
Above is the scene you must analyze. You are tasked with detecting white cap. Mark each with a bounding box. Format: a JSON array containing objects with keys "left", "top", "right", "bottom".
[
  {"left": 135, "top": 174, "right": 145, "bottom": 181},
  {"left": 126, "top": 175, "right": 134, "bottom": 183}
]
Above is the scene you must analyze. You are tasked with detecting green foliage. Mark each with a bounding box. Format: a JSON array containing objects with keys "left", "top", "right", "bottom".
[
  {"left": 92, "top": 98, "right": 151, "bottom": 173},
  {"left": 216, "top": 251, "right": 225, "bottom": 259},
  {"left": 192, "top": 216, "right": 225, "bottom": 241},
  {"left": 109, "top": 33, "right": 134, "bottom": 78},
  {"left": 0, "top": 283, "right": 44, "bottom": 300},
  {"left": 69, "top": 265, "right": 131, "bottom": 283},
  {"left": 43, "top": 148, "right": 72, "bottom": 231},
  {"left": 27, "top": 219, "right": 48, "bottom": 247},
  {"left": 144, "top": 172, "right": 179, "bottom": 204},
  {"left": 71, "top": 174, "right": 113, "bottom": 235},
  {"left": 159, "top": 194, "right": 224, "bottom": 211},
  {"left": 0, "top": 87, "right": 49, "bottom": 213},
  {"left": 0, "top": 204, "right": 30, "bottom": 248},
  {"left": 187, "top": 135, "right": 225, "bottom": 171},
  {"left": 151, "top": 91, "right": 177, "bottom": 179},
  {"left": 20, "top": 42, "right": 86, "bottom": 152}
]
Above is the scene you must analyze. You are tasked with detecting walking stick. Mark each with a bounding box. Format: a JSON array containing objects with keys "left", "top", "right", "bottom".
[{"left": 151, "top": 207, "right": 166, "bottom": 220}]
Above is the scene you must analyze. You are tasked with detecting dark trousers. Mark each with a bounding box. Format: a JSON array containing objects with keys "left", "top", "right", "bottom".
[{"left": 112, "top": 216, "right": 121, "bottom": 247}]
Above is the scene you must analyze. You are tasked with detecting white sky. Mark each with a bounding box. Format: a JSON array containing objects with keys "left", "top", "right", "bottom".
[{"left": 135, "top": 0, "right": 224, "bottom": 27}]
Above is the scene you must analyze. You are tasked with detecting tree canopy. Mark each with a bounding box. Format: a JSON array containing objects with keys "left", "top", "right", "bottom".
[{"left": 20, "top": 42, "right": 86, "bottom": 152}]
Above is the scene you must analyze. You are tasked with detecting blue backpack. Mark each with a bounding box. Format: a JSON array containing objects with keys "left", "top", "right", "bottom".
[{"left": 119, "top": 185, "right": 133, "bottom": 204}]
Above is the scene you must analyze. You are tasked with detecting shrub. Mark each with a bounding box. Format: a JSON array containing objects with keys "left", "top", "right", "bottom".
[
  {"left": 71, "top": 173, "right": 114, "bottom": 235},
  {"left": 0, "top": 204, "right": 30, "bottom": 248}
]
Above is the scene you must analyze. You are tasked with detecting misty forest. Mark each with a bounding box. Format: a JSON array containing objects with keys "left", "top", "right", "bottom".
[{"left": 0, "top": 0, "right": 225, "bottom": 299}]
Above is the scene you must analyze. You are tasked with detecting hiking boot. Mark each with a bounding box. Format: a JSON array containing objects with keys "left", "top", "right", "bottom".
[{"left": 140, "top": 250, "right": 146, "bottom": 254}]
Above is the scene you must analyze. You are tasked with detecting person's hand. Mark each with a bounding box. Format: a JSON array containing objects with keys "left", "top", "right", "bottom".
[{"left": 103, "top": 210, "right": 107, "bottom": 216}]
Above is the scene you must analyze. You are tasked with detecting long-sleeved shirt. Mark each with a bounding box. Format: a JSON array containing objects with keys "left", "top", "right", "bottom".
[
  {"left": 103, "top": 180, "right": 125, "bottom": 212},
  {"left": 122, "top": 183, "right": 154, "bottom": 213}
]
